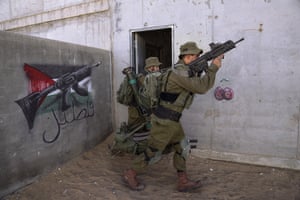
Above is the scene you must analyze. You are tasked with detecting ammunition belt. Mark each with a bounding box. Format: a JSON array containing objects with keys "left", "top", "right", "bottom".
[{"left": 153, "top": 105, "right": 182, "bottom": 122}]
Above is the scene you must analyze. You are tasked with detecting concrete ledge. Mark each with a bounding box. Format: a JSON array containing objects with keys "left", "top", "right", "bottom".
[
  {"left": 192, "top": 149, "right": 300, "bottom": 171},
  {"left": 0, "top": 0, "right": 109, "bottom": 30}
]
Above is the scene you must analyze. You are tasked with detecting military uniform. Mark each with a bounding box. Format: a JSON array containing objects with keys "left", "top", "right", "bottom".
[
  {"left": 128, "top": 57, "right": 162, "bottom": 153},
  {"left": 132, "top": 60, "right": 219, "bottom": 171},
  {"left": 112, "top": 58, "right": 163, "bottom": 155},
  {"left": 124, "top": 42, "right": 221, "bottom": 192}
]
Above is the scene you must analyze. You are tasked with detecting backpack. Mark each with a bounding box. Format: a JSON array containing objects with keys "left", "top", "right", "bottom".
[
  {"left": 116, "top": 76, "right": 134, "bottom": 106},
  {"left": 142, "top": 72, "right": 161, "bottom": 109},
  {"left": 110, "top": 121, "right": 149, "bottom": 155},
  {"left": 117, "top": 74, "right": 144, "bottom": 106}
]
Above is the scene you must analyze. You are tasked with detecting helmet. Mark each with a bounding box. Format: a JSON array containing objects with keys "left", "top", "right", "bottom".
[
  {"left": 179, "top": 42, "right": 203, "bottom": 56},
  {"left": 144, "top": 57, "right": 162, "bottom": 70}
]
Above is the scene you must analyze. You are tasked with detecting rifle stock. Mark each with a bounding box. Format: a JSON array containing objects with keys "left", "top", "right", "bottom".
[{"left": 16, "top": 62, "right": 101, "bottom": 129}]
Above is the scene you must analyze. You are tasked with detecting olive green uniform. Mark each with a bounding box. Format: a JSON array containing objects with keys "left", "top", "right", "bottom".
[
  {"left": 111, "top": 73, "right": 150, "bottom": 155},
  {"left": 127, "top": 106, "right": 146, "bottom": 129},
  {"left": 132, "top": 60, "right": 219, "bottom": 172},
  {"left": 127, "top": 74, "right": 148, "bottom": 130}
]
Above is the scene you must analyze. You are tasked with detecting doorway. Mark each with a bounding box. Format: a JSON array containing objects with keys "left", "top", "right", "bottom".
[{"left": 130, "top": 25, "right": 174, "bottom": 74}]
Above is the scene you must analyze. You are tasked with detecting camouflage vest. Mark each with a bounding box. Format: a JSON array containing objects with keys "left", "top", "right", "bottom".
[
  {"left": 160, "top": 64, "right": 194, "bottom": 110},
  {"left": 140, "top": 71, "right": 162, "bottom": 109}
]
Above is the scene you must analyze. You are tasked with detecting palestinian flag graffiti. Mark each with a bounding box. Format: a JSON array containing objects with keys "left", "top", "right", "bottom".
[{"left": 15, "top": 62, "right": 100, "bottom": 129}]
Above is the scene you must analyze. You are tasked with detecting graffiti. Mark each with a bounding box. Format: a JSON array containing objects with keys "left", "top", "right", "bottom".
[
  {"left": 214, "top": 86, "right": 234, "bottom": 101},
  {"left": 43, "top": 100, "right": 94, "bottom": 143},
  {"left": 214, "top": 78, "right": 234, "bottom": 101},
  {"left": 15, "top": 62, "right": 101, "bottom": 129}
]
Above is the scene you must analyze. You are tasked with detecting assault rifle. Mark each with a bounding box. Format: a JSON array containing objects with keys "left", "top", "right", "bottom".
[
  {"left": 188, "top": 38, "right": 244, "bottom": 77},
  {"left": 15, "top": 62, "right": 101, "bottom": 129},
  {"left": 122, "top": 67, "right": 151, "bottom": 117}
]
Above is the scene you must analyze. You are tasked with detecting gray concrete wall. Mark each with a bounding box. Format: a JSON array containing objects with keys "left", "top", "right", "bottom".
[
  {"left": 0, "top": 0, "right": 111, "bottom": 50},
  {"left": 0, "top": 31, "right": 112, "bottom": 197},
  {"left": 0, "top": 0, "right": 300, "bottom": 176}
]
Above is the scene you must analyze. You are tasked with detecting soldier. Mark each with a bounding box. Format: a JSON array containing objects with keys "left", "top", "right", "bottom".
[
  {"left": 142, "top": 57, "right": 162, "bottom": 110},
  {"left": 127, "top": 56, "right": 162, "bottom": 129},
  {"left": 126, "top": 57, "right": 162, "bottom": 149},
  {"left": 123, "top": 42, "right": 224, "bottom": 192},
  {"left": 112, "top": 57, "right": 162, "bottom": 155}
]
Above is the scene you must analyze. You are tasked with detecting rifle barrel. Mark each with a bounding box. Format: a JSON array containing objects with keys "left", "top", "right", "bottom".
[
  {"left": 234, "top": 38, "right": 245, "bottom": 44},
  {"left": 93, "top": 62, "right": 101, "bottom": 67}
]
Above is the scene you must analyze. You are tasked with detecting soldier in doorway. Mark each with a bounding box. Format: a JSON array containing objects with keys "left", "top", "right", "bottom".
[{"left": 111, "top": 57, "right": 162, "bottom": 155}]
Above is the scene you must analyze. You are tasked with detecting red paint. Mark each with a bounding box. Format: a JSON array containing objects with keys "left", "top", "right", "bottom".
[{"left": 24, "top": 63, "right": 55, "bottom": 93}]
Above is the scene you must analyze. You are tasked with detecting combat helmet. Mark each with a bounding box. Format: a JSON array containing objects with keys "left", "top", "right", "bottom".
[
  {"left": 179, "top": 42, "right": 203, "bottom": 57},
  {"left": 144, "top": 57, "right": 162, "bottom": 71}
]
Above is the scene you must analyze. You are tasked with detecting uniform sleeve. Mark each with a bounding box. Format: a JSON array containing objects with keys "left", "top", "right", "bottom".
[{"left": 167, "top": 64, "right": 219, "bottom": 94}]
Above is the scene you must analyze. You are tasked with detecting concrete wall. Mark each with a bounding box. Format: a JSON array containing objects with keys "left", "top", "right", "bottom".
[
  {"left": 111, "top": 0, "right": 300, "bottom": 170},
  {"left": 0, "top": 0, "right": 111, "bottom": 50},
  {"left": 0, "top": 0, "right": 300, "bottom": 184},
  {"left": 0, "top": 31, "right": 112, "bottom": 197}
]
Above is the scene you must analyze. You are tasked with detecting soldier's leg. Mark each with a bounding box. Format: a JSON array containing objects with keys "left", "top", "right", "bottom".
[
  {"left": 171, "top": 124, "right": 202, "bottom": 192},
  {"left": 127, "top": 106, "right": 146, "bottom": 128},
  {"left": 124, "top": 116, "right": 174, "bottom": 190},
  {"left": 132, "top": 117, "right": 175, "bottom": 170},
  {"left": 172, "top": 142, "right": 202, "bottom": 192},
  {"left": 173, "top": 142, "right": 187, "bottom": 172}
]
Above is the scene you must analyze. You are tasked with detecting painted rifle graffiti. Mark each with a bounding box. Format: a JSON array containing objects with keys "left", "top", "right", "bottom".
[{"left": 15, "top": 62, "right": 101, "bottom": 129}]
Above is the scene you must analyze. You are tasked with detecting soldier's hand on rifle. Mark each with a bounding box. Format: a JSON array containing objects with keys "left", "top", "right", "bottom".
[{"left": 212, "top": 54, "right": 224, "bottom": 69}]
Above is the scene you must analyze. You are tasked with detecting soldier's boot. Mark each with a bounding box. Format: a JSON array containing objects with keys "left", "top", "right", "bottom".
[
  {"left": 123, "top": 169, "right": 145, "bottom": 191},
  {"left": 177, "top": 171, "right": 202, "bottom": 192}
]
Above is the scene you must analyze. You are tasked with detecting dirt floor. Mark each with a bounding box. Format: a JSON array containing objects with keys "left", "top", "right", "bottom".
[{"left": 3, "top": 135, "right": 300, "bottom": 200}]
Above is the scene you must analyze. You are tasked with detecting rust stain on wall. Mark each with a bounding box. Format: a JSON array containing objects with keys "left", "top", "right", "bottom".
[
  {"left": 258, "top": 23, "right": 263, "bottom": 32},
  {"left": 204, "top": 109, "right": 220, "bottom": 118}
]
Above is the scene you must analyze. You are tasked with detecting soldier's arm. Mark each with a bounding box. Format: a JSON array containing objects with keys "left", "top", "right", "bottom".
[{"left": 168, "top": 63, "right": 219, "bottom": 94}]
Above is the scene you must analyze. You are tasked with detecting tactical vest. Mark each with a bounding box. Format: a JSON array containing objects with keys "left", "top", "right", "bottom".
[
  {"left": 161, "top": 64, "right": 194, "bottom": 109},
  {"left": 141, "top": 71, "right": 162, "bottom": 109},
  {"left": 153, "top": 64, "right": 194, "bottom": 122}
]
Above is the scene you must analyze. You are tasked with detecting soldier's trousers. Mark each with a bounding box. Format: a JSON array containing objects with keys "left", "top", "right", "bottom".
[{"left": 132, "top": 114, "right": 186, "bottom": 172}]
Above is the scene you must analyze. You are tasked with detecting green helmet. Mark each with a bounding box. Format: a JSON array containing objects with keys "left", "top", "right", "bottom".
[
  {"left": 179, "top": 42, "right": 203, "bottom": 56},
  {"left": 144, "top": 57, "right": 162, "bottom": 70}
]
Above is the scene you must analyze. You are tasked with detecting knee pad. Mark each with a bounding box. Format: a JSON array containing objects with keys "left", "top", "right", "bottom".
[
  {"left": 180, "top": 138, "right": 198, "bottom": 160},
  {"left": 144, "top": 146, "right": 162, "bottom": 165}
]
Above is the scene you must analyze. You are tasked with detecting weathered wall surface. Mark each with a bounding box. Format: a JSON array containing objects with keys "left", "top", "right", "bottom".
[
  {"left": 111, "top": 0, "right": 300, "bottom": 170},
  {"left": 0, "top": 31, "right": 112, "bottom": 197},
  {"left": 0, "top": 0, "right": 111, "bottom": 50},
  {"left": 0, "top": 0, "right": 300, "bottom": 188},
  {"left": 0, "top": 1, "right": 113, "bottom": 196}
]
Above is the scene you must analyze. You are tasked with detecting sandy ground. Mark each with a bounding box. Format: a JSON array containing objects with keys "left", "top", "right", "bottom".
[{"left": 3, "top": 135, "right": 300, "bottom": 200}]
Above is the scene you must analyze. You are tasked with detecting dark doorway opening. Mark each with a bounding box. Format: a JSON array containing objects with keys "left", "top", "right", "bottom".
[{"left": 130, "top": 25, "right": 174, "bottom": 74}]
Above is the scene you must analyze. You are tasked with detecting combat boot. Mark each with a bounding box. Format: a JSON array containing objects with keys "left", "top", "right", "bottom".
[
  {"left": 123, "top": 169, "right": 145, "bottom": 191},
  {"left": 177, "top": 171, "right": 202, "bottom": 192}
]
